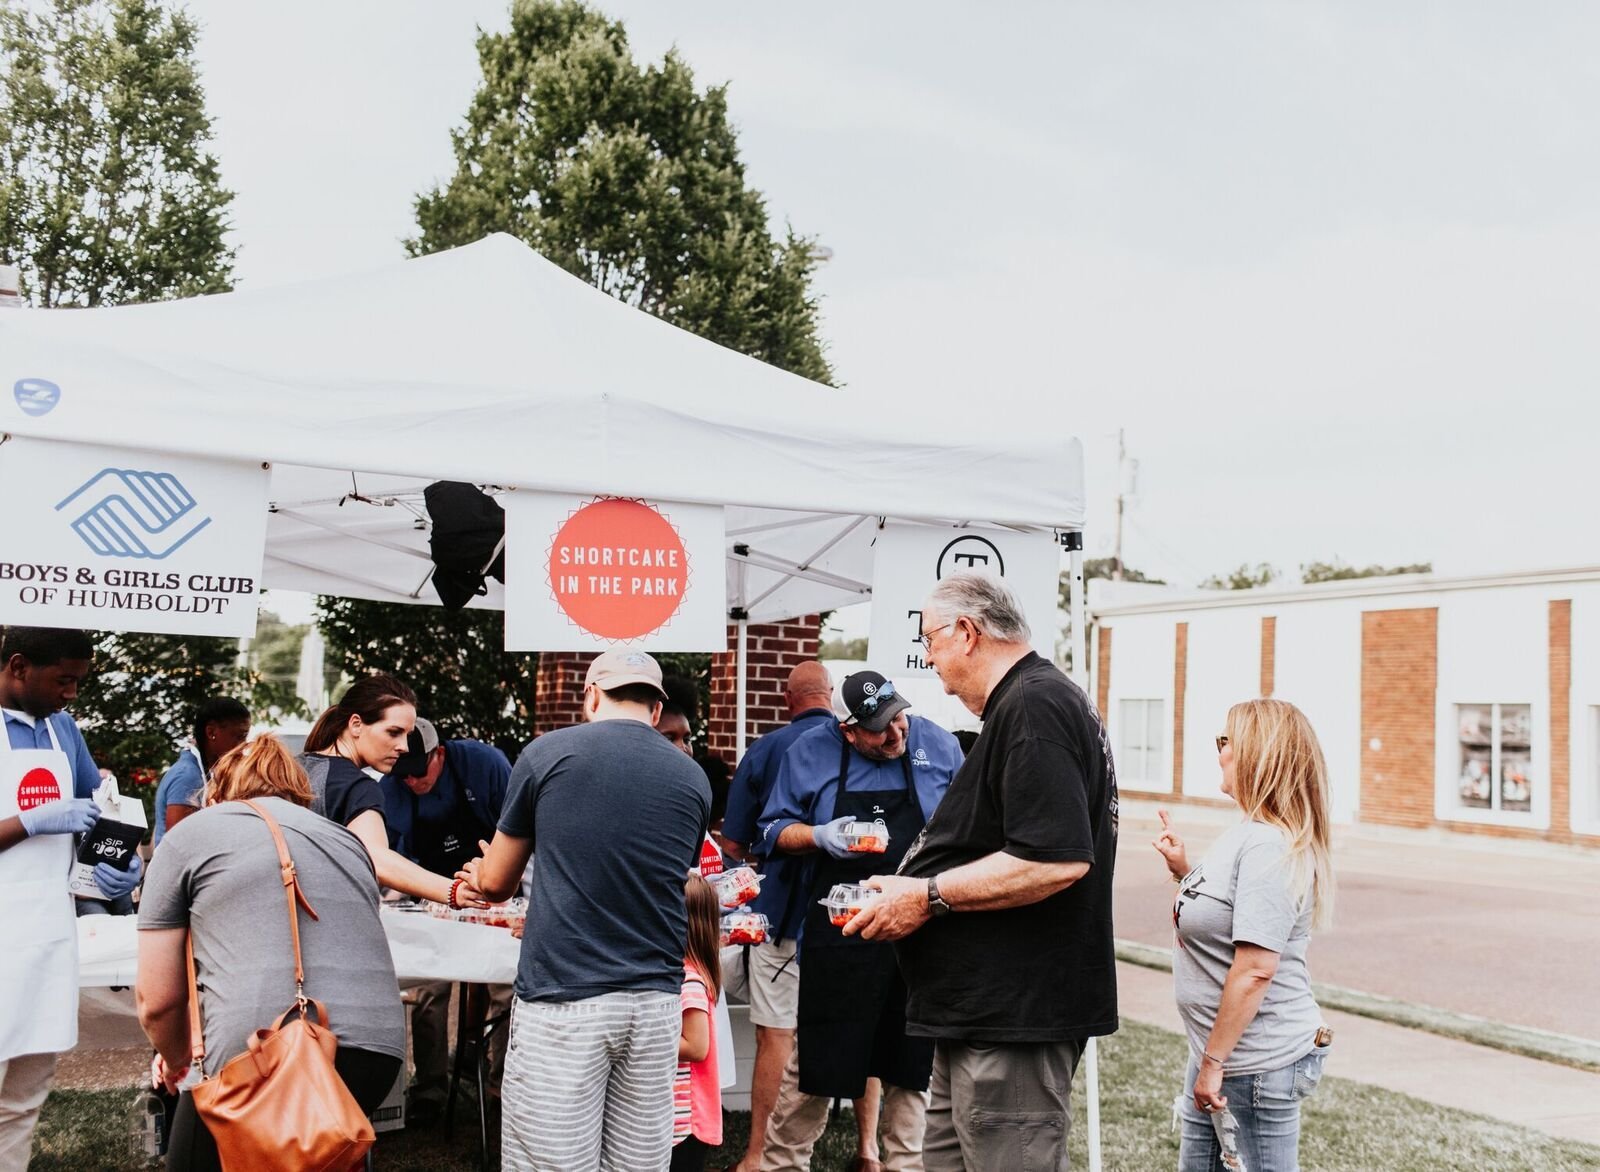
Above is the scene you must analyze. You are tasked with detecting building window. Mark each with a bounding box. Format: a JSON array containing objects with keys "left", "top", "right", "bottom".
[
  {"left": 1456, "top": 703, "right": 1532, "bottom": 814},
  {"left": 1119, "top": 699, "right": 1165, "bottom": 786}
]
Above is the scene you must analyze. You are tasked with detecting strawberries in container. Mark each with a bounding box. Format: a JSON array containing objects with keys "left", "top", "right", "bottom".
[
  {"left": 841, "top": 818, "right": 890, "bottom": 854},
  {"left": 721, "top": 912, "right": 771, "bottom": 947},
  {"left": 818, "top": 883, "right": 877, "bottom": 927},
  {"left": 713, "top": 866, "right": 762, "bottom": 910}
]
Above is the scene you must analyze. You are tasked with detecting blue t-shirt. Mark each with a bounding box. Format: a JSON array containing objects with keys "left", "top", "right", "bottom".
[
  {"left": 498, "top": 719, "right": 711, "bottom": 1003},
  {"left": 152, "top": 749, "right": 204, "bottom": 844},
  {"left": 381, "top": 739, "right": 511, "bottom": 865},
  {"left": 722, "top": 707, "right": 837, "bottom": 926},
  {"left": 3, "top": 709, "right": 101, "bottom": 799},
  {"left": 755, "top": 715, "right": 962, "bottom": 941}
]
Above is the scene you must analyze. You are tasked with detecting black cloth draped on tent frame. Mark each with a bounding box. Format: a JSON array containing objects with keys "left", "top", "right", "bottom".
[{"left": 424, "top": 482, "right": 506, "bottom": 610}]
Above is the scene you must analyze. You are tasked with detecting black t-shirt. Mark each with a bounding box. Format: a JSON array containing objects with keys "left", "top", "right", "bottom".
[
  {"left": 299, "top": 753, "right": 386, "bottom": 830},
  {"left": 498, "top": 719, "right": 712, "bottom": 1003},
  {"left": 896, "top": 652, "right": 1119, "bottom": 1042}
]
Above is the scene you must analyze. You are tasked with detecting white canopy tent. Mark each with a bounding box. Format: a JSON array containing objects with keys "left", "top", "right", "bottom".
[
  {"left": 1, "top": 233, "right": 1101, "bottom": 1168},
  {"left": 0, "top": 232, "right": 1088, "bottom": 677}
]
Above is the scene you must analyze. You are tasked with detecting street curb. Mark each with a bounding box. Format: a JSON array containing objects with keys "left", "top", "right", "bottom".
[{"left": 1115, "top": 939, "right": 1600, "bottom": 1074}]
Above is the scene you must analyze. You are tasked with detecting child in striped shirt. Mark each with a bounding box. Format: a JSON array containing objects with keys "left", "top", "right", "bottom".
[{"left": 673, "top": 872, "right": 723, "bottom": 1170}]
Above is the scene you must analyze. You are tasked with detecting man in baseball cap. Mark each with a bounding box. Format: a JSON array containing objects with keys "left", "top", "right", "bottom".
[{"left": 458, "top": 647, "right": 710, "bottom": 1169}]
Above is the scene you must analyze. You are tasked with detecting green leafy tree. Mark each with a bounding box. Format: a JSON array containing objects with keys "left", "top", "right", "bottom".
[
  {"left": 0, "top": 0, "right": 234, "bottom": 304},
  {"left": 321, "top": 1, "right": 836, "bottom": 728},
  {"left": 248, "top": 609, "right": 306, "bottom": 692},
  {"left": 819, "top": 636, "right": 869, "bottom": 661},
  {"left": 1300, "top": 558, "right": 1432, "bottom": 584},
  {"left": 410, "top": 0, "right": 832, "bottom": 382},
  {"left": 1201, "top": 562, "right": 1279, "bottom": 591}
]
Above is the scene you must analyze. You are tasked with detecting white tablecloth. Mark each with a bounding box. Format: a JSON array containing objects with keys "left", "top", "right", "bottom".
[{"left": 78, "top": 908, "right": 520, "bottom": 991}]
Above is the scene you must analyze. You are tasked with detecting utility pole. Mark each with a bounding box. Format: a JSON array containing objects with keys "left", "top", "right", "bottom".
[{"left": 1112, "top": 429, "right": 1125, "bottom": 581}]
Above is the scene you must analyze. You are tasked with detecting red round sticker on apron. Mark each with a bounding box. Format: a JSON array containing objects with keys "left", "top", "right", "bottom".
[{"left": 16, "top": 767, "right": 62, "bottom": 810}]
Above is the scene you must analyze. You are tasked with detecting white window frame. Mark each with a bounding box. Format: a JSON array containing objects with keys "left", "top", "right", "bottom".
[
  {"left": 1118, "top": 698, "right": 1165, "bottom": 790},
  {"left": 1442, "top": 701, "right": 1542, "bottom": 828}
]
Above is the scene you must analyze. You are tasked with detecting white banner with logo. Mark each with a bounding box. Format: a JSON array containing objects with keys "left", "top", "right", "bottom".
[
  {"left": 868, "top": 524, "right": 1061, "bottom": 677},
  {"left": 0, "top": 437, "right": 269, "bottom": 637},
  {"left": 503, "top": 492, "right": 726, "bottom": 652}
]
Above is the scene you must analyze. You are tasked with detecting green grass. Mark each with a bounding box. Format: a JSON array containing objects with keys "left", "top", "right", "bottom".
[{"left": 34, "top": 1022, "right": 1600, "bottom": 1171}]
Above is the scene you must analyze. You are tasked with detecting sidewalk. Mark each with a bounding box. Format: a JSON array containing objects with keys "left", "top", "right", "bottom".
[{"left": 1116, "top": 960, "right": 1600, "bottom": 1146}]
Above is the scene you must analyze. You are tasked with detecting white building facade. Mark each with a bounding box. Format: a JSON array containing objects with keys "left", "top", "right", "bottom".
[{"left": 1090, "top": 567, "right": 1600, "bottom": 845}]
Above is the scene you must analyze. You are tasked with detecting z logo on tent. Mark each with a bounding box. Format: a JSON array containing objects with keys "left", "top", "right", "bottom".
[{"left": 55, "top": 468, "right": 211, "bottom": 560}]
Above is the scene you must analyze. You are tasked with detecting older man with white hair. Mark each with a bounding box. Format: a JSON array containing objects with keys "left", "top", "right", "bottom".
[{"left": 845, "top": 571, "right": 1119, "bottom": 1172}]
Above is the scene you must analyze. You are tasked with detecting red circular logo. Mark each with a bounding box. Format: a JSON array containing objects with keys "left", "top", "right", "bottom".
[
  {"left": 16, "top": 767, "right": 63, "bottom": 810},
  {"left": 548, "top": 499, "right": 691, "bottom": 640}
]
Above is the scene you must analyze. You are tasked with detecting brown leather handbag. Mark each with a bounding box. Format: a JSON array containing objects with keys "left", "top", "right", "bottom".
[{"left": 184, "top": 798, "right": 376, "bottom": 1171}]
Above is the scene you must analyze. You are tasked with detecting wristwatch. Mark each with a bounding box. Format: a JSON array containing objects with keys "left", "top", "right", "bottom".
[{"left": 927, "top": 875, "right": 953, "bottom": 917}]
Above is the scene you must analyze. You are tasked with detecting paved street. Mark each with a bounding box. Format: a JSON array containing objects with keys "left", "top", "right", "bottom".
[{"left": 1115, "top": 799, "right": 1600, "bottom": 1042}]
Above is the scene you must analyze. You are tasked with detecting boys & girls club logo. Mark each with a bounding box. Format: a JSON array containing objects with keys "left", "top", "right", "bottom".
[
  {"left": 14, "top": 378, "right": 61, "bottom": 417},
  {"left": 546, "top": 498, "right": 691, "bottom": 640},
  {"left": 56, "top": 468, "right": 212, "bottom": 560}
]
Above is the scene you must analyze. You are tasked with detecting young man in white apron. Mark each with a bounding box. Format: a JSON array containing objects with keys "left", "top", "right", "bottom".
[{"left": 0, "top": 626, "right": 131, "bottom": 1171}]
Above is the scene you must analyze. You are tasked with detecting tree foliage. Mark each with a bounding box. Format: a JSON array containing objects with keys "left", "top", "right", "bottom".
[
  {"left": 410, "top": 0, "right": 832, "bottom": 383},
  {"left": 1300, "top": 558, "right": 1432, "bottom": 583},
  {"left": 0, "top": 0, "right": 234, "bottom": 304},
  {"left": 1201, "top": 562, "right": 1279, "bottom": 591},
  {"left": 316, "top": 598, "right": 540, "bottom": 758}
]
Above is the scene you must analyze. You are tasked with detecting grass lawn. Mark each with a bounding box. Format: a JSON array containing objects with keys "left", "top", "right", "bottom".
[{"left": 32, "top": 1021, "right": 1600, "bottom": 1170}]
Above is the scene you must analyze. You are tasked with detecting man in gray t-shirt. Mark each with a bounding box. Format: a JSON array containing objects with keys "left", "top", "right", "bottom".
[
  {"left": 138, "top": 797, "right": 406, "bottom": 1076},
  {"left": 1172, "top": 820, "right": 1322, "bottom": 1074}
]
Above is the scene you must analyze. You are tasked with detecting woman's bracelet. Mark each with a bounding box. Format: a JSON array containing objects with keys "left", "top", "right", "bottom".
[
  {"left": 1201, "top": 1051, "right": 1225, "bottom": 1068},
  {"left": 447, "top": 878, "right": 464, "bottom": 909}
]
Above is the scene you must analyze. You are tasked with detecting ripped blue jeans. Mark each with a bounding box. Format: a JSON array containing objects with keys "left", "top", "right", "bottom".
[{"left": 1177, "top": 1045, "right": 1328, "bottom": 1172}]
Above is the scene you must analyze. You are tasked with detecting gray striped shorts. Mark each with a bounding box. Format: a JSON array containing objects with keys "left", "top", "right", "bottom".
[{"left": 501, "top": 990, "right": 681, "bottom": 1172}]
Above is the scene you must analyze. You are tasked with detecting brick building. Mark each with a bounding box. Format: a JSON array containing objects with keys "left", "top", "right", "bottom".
[{"left": 1089, "top": 566, "right": 1600, "bottom": 846}]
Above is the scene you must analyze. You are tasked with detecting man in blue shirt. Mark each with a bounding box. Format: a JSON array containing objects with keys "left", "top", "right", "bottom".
[
  {"left": 755, "top": 671, "right": 961, "bottom": 1172},
  {"left": 380, "top": 717, "right": 512, "bottom": 1125},
  {"left": 151, "top": 698, "right": 251, "bottom": 845},
  {"left": 717, "top": 661, "right": 836, "bottom": 1172}
]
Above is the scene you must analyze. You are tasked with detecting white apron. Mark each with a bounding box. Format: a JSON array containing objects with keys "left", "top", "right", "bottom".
[{"left": 0, "top": 718, "right": 79, "bottom": 1060}]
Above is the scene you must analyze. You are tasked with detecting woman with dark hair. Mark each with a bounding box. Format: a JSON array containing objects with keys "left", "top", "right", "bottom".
[
  {"left": 152, "top": 697, "right": 252, "bottom": 845},
  {"left": 300, "top": 675, "right": 483, "bottom": 908},
  {"left": 136, "top": 734, "right": 406, "bottom": 1172}
]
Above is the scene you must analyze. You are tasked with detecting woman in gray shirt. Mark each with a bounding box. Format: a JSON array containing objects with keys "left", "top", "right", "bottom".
[
  {"left": 1153, "top": 698, "right": 1335, "bottom": 1172},
  {"left": 136, "top": 734, "right": 406, "bottom": 1172}
]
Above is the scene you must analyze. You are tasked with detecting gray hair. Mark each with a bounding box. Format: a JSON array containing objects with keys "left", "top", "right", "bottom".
[{"left": 925, "top": 571, "right": 1031, "bottom": 643}]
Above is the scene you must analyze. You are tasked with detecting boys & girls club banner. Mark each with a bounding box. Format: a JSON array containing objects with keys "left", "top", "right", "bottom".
[
  {"left": 503, "top": 492, "right": 726, "bottom": 652},
  {"left": 0, "top": 437, "right": 270, "bottom": 638},
  {"left": 868, "top": 522, "right": 1061, "bottom": 677}
]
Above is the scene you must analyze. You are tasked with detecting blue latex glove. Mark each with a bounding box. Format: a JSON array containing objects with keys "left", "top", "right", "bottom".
[
  {"left": 93, "top": 851, "right": 143, "bottom": 901},
  {"left": 812, "top": 815, "right": 856, "bottom": 860},
  {"left": 18, "top": 797, "right": 100, "bottom": 838}
]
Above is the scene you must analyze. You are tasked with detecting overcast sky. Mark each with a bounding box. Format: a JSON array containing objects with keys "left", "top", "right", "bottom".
[{"left": 182, "top": 0, "right": 1596, "bottom": 593}]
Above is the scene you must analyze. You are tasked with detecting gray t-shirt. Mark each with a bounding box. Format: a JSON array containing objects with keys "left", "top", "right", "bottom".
[
  {"left": 139, "top": 797, "right": 406, "bottom": 1075},
  {"left": 1172, "top": 819, "right": 1321, "bottom": 1075},
  {"left": 499, "top": 718, "right": 711, "bottom": 1003}
]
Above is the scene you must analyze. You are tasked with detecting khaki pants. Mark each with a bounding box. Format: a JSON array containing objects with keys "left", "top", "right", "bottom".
[
  {"left": 407, "top": 981, "right": 513, "bottom": 1103},
  {"left": 759, "top": 1046, "right": 928, "bottom": 1172},
  {"left": 0, "top": 1052, "right": 57, "bottom": 1172},
  {"left": 923, "top": 1038, "right": 1081, "bottom": 1172}
]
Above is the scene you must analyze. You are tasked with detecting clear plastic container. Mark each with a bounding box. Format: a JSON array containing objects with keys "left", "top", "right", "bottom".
[
  {"left": 841, "top": 818, "right": 890, "bottom": 854},
  {"left": 713, "top": 866, "right": 762, "bottom": 910},
  {"left": 425, "top": 896, "right": 527, "bottom": 933},
  {"left": 818, "top": 882, "right": 876, "bottom": 927},
  {"left": 721, "top": 911, "right": 771, "bottom": 947}
]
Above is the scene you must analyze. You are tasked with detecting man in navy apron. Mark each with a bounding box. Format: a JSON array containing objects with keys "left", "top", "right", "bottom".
[
  {"left": 0, "top": 626, "right": 131, "bottom": 1171},
  {"left": 755, "top": 672, "right": 961, "bottom": 1172},
  {"left": 380, "top": 717, "right": 511, "bottom": 1125}
]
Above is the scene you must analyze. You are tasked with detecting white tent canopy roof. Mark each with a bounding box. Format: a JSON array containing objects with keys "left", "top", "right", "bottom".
[{"left": 1, "top": 235, "right": 1085, "bottom": 622}]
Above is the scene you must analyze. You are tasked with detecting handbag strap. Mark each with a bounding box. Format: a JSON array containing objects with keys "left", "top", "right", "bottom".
[{"left": 184, "top": 798, "right": 324, "bottom": 1069}]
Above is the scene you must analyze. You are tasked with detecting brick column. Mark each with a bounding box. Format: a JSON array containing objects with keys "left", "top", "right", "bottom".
[
  {"left": 706, "top": 615, "right": 823, "bottom": 761},
  {"left": 533, "top": 651, "right": 597, "bottom": 734},
  {"left": 1095, "top": 625, "right": 1113, "bottom": 726},
  {"left": 1260, "top": 616, "right": 1276, "bottom": 697},
  {"left": 1550, "top": 600, "right": 1572, "bottom": 835},
  {"left": 1171, "top": 622, "right": 1188, "bottom": 795},
  {"left": 1360, "top": 608, "right": 1438, "bottom": 828}
]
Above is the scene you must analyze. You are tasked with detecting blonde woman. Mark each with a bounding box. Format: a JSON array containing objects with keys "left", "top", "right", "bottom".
[{"left": 1153, "top": 698, "right": 1335, "bottom": 1172}]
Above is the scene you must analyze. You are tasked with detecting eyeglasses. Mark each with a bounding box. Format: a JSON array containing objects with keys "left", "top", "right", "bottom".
[
  {"left": 1215, "top": 734, "right": 1229, "bottom": 753},
  {"left": 846, "top": 680, "right": 898, "bottom": 724},
  {"left": 916, "top": 622, "right": 957, "bottom": 651}
]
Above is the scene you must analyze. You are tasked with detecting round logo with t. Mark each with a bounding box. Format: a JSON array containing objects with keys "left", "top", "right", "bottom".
[{"left": 936, "top": 535, "right": 1006, "bottom": 580}]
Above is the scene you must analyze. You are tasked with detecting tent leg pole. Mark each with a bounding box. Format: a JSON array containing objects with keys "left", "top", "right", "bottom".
[
  {"left": 1086, "top": 1036, "right": 1102, "bottom": 1172},
  {"left": 735, "top": 617, "right": 749, "bottom": 761},
  {"left": 1068, "top": 543, "right": 1087, "bottom": 689}
]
